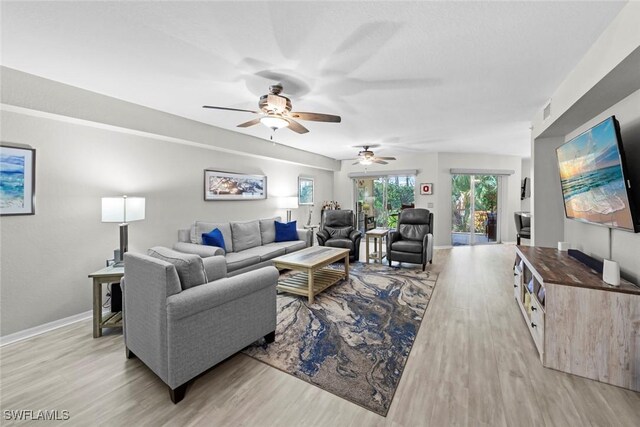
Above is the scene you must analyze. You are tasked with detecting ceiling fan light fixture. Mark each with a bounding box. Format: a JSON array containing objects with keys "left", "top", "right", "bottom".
[
  {"left": 360, "top": 158, "right": 373, "bottom": 166},
  {"left": 260, "top": 115, "right": 289, "bottom": 130}
]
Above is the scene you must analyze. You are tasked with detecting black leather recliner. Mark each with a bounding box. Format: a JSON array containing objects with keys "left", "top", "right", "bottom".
[
  {"left": 387, "top": 208, "right": 434, "bottom": 271},
  {"left": 514, "top": 212, "right": 531, "bottom": 245},
  {"left": 317, "top": 210, "right": 362, "bottom": 261}
]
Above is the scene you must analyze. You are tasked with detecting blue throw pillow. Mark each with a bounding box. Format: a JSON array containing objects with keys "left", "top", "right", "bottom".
[
  {"left": 202, "top": 228, "right": 226, "bottom": 251},
  {"left": 274, "top": 221, "right": 298, "bottom": 242}
]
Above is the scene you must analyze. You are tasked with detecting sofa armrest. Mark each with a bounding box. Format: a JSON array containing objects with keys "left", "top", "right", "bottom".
[
  {"left": 317, "top": 229, "right": 330, "bottom": 246},
  {"left": 173, "top": 242, "right": 224, "bottom": 257},
  {"left": 202, "top": 256, "right": 227, "bottom": 281},
  {"left": 166, "top": 266, "right": 278, "bottom": 321},
  {"left": 296, "top": 228, "right": 312, "bottom": 247}
]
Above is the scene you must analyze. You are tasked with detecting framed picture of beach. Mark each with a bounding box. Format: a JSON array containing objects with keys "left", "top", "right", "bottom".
[
  {"left": 1, "top": 145, "right": 36, "bottom": 216},
  {"left": 298, "top": 176, "right": 314, "bottom": 205},
  {"left": 204, "top": 170, "right": 267, "bottom": 201}
]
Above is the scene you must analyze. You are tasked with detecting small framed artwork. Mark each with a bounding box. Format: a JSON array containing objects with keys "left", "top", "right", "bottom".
[
  {"left": 420, "top": 183, "right": 433, "bottom": 195},
  {"left": 204, "top": 170, "right": 267, "bottom": 201},
  {"left": 1, "top": 144, "right": 36, "bottom": 216},
  {"left": 298, "top": 176, "right": 314, "bottom": 205}
]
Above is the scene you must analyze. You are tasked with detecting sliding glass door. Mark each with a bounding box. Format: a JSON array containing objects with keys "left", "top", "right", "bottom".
[
  {"left": 451, "top": 174, "right": 500, "bottom": 245},
  {"left": 355, "top": 175, "right": 415, "bottom": 232}
]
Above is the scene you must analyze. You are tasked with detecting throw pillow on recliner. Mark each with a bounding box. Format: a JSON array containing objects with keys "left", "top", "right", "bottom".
[{"left": 325, "top": 226, "right": 353, "bottom": 239}]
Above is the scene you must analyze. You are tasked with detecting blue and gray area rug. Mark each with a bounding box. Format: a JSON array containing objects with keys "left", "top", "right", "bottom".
[{"left": 243, "top": 263, "right": 438, "bottom": 416}]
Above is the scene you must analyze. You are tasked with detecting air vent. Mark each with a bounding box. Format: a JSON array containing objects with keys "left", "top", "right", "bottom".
[{"left": 543, "top": 100, "right": 552, "bottom": 121}]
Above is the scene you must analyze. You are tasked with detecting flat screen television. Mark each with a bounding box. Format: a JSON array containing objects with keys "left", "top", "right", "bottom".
[{"left": 556, "top": 116, "right": 638, "bottom": 232}]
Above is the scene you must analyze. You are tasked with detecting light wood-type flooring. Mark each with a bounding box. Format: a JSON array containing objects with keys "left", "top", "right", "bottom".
[{"left": 1, "top": 245, "right": 639, "bottom": 426}]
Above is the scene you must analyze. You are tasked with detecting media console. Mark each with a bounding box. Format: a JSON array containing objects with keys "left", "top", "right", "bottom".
[{"left": 514, "top": 246, "right": 640, "bottom": 392}]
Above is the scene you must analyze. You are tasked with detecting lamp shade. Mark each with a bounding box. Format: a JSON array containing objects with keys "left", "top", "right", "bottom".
[
  {"left": 102, "top": 196, "right": 145, "bottom": 223},
  {"left": 277, "top": 196, "right": 299, "bottom": 210}
]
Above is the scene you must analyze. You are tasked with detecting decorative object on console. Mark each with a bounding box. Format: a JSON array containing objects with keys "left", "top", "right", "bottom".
[
  {"left": 602, "top": 259, "right": 621, "bottom": 287},
  {"left": 204, "top": 170, "right": 266, "bottom": 201},
  {"left": 420, "top": 183, "right": 433, "bottom": 195},
  {"left": 243, "top": 262, "right": 438, "bottom": 416},
  {"left": 0, "top": 144, "right": 35, "bottom": 216},
  {"left": 557, "top": 241, "right": 570, "bottom": 251},
  {"left": 101, "top": 195, "right": 145, "bottom": 267},
  {"left": 298, "top": 176, "right": 314, "bottom": 205},
  {"left": 274, "top": 220, "right": 298, "bottom": 242},
  {"left": 277, "top": 196, "right": 298, "bottom": 222}
]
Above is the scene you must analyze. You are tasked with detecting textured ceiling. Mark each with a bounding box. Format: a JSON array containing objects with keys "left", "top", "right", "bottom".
[{"left": 0, "top": 1, "right": 626, "bottom": 159}]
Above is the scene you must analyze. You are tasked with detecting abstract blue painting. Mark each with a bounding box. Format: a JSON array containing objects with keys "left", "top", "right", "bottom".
[{"left": 0, "top": 145, "right": 35, "bottom": 215}]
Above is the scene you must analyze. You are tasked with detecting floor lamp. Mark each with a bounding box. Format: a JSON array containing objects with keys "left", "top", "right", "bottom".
[{"left": 102, "top": 195, "right": 145, "bottom": 267}]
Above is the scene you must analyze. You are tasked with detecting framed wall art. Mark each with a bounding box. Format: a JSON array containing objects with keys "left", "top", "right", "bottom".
[
  {"left": 204, "top": 170, "right": 267, "bottom": 201},
  {"left": 1, "top": 145, "right": 35, "bottom": 215},
  {"left": 298, "top": 176, "right": 314, "bottom": 205},
  {"left": 420, "top": 183, "right": 433, "bottom": 195}
]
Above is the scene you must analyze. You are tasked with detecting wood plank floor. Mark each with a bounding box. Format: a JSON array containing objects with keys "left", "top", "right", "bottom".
[{"left": 1, "top": 245, "right": 639, "bottom": 426}]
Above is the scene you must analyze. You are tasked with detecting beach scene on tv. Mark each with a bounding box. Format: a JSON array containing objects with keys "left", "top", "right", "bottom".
[{"left": 557, "top": 117, "right": 634, "bottom": 230}]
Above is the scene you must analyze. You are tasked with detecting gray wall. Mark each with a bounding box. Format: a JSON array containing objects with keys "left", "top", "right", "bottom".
[
  {"left": 0, "top": 101, "right": 335, "bottom": 337},
  {"left": 563, "top": 89, "right": 640, "bottom": 284}
]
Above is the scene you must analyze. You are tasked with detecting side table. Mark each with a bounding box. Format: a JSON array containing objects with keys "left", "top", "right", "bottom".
[
  {"left": 303, "top": 224, "right": 320, "bottom": 246},
  {"left": 88, "top": 265, "right": 124, "bottom": 338},
  {"left": 365, "top": 228, "right": 389, "bottom": 263}
]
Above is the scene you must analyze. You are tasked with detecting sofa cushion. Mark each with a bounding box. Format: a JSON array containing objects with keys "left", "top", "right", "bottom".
[
  {"left": 325, "top": 226, "right": 353, "bottom": 239},
  {"left": 147, "top": 246, "right": 207, "bottom": 290},
  {"left": 275, "top": 221, "right": 299, "bottom": 242},
  {"left": 259, "top": 216, "right": 281, "bottom": 245},
  {"left": 325, "top": 238, "right": 354, "bottom": 251},
  {"left": 192, "top": 221, "right": 234, "bottom": 252},
  {"left": 224, "top": 252, "right": 261, "bottom": 272},
  {"left": 241, "top": 245, "right": 286, "bottom": 262},
  {"left": 266, "top": 241, "right": 307, "bottom": 254},
  {"left": 201, "top": 228, "right": 226, "bottom": 252},
  {"left": 231, "top": 220, "right": 261, "bottom": 252},
  {"left": 391, "top": 240, "right": 423, "bottom": 254}
]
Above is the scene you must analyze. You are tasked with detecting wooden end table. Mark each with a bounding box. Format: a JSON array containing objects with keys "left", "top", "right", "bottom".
[
  {"left": 88, "top": 265, "right": 124, "bottom": 338},
  {"left": 365, "top": 228, "right": 389, "bottom": 263},
  {"left": 272, "top": 246, "right": 350, "bottom": 304}
]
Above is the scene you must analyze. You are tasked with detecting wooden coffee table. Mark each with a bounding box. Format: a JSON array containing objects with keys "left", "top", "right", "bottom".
[{"left": 272, "top": 246, "right": 350, "bottom": 304}]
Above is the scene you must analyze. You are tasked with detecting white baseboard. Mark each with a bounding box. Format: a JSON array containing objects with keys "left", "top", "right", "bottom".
[{"left": 0, "top": 310, "right": 94, "bottom": 347}]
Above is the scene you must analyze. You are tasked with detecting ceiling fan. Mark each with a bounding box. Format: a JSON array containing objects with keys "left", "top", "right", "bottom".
[
  {"left": 203, "top": 84, "right": 341, "bottom": 138},
  {"left": 352, "top": 146, "right": 396, "bottom": 165}
]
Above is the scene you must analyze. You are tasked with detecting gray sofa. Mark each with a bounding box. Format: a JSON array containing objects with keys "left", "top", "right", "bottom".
[
  {"left": 174, "top": 217, "right": 311, "bottom": 276},
  {"left": 123, "top": 247, "right": 279, "bottom": 403}
]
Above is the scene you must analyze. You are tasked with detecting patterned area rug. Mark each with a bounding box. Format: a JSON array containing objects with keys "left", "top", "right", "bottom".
[{"left": 243, "top": 262, "right": 438, "bottom": 416}]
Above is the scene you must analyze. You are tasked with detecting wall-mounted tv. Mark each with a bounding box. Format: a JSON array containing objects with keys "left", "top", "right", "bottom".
[{"left": 556, "top": 116, "right": 638, "bottom": 232}]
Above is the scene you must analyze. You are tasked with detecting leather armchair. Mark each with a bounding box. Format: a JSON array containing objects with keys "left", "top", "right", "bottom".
[
  {"left": 317, "top": 210, "right": 362, "bottom": 261},
  {"left": 387, "top": 208, "right": 434, "bottom": 271},
  {"left": 514, "top": 212, "right": 531, "bottom": 245}
]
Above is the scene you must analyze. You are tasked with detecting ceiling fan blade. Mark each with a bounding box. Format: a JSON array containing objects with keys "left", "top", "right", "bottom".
[
  {"left": 376, "top": 156, "right": 396, "bottom": 160},
  {"left": 203, "top": 106, "right": 259, "bottom": 114},
  {"left": 237, "top": 118, "right": 262, "bottom": 128},
  {"left": 286, "top": 119, "right": 309, "bottom": 134},
  {"left": 352, "top": 161, "right": 361, "bottom": 165},
  {"left": 289, "top": 112, "right": 342, "bottom": 123},
  {"left": 373, "top": 159, "right": 389, "bottom": 165}
]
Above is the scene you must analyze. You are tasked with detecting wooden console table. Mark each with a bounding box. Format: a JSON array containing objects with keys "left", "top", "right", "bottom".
[{"left": 514, "top": 246, "right": 640, "bottom": 391}]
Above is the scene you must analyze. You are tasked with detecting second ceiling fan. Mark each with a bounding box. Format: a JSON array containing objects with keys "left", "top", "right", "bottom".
[
  {"left": 203, "top": 84, "right": 341, "bottom": 138},
  {"left": 353, "top": 146, "right": 396, "bottom": 165}
]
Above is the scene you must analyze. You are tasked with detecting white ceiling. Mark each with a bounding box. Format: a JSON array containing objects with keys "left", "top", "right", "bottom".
[{"left": 1, "top": 1, "right": 626, "bottom": 160}]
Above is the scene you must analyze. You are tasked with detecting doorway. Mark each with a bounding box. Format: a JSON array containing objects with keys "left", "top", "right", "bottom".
[
  {"left": 451, "top": 174, "right": 500, "bottom": 245},
  {"left": 355, "top": 175, "right": 416, "bottom": 232}
]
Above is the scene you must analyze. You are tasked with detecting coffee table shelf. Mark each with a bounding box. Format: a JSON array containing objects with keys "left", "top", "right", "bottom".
[{"left": 277, "top": 268, "right": 346, "bottom": 297}]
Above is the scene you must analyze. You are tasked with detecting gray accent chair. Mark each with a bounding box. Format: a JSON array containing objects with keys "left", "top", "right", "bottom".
[
  {"left": 387, "top": 208, "right": 434, "bottom": 271},
  {"left": 123, "top": 249, "right": 278, "bottom": 404},
  {"left": 316, "top": 210, "right": 362, "bottom": 261},
  {"left": 515, "top": 212, "right": 531, "bottom": 245}
]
